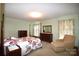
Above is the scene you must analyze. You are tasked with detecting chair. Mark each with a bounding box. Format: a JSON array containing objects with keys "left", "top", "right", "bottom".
[{"left": 51, "top": 35, "right": 75, "bottom": 52}]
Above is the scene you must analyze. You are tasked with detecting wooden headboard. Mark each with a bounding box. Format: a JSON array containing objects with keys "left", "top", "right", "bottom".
[{"left": 18, "top": 30, "right": 27, "bottom": 38}]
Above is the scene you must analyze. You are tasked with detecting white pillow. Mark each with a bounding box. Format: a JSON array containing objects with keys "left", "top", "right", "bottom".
[
  {"left": 4, "top": 40, "right": 11, "bottom": 46},
  {"left": 11, "top": 37, "right": 19, "bottom": 41},
  {"left": 11, "top": 37, "right": 17, "bottom": 39}
]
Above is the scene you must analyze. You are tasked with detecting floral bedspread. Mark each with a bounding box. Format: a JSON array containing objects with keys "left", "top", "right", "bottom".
[{"left": 4, "top": 37, "right": 42, "bottom": 55}]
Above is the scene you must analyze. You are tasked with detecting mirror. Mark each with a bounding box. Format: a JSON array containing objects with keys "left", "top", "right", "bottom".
[{"left": 43, "top": 25, "right": 52, "bottom": 33}]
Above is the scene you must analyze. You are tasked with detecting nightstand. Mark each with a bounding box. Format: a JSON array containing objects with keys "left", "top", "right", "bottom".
[
  {"left": 6, "top": 45, "right": 21, "bottom": 56},
  {"left": 76, "top": 47, "right": 79, "bottom": 56},
  {"left": 74, "top": 46, "right": 79, "bottom": 56}
]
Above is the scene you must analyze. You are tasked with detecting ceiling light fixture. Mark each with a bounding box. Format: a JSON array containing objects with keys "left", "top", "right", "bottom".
[{"left": 28, "top": 11, "right": 43, "bottom": 18}]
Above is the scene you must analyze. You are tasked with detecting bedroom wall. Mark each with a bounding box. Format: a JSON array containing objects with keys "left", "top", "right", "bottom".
[
  {"left": 74, "top": 15, "right": 79, "bottom": 47},
  {"left": 4, "top": 17, "right": 30, "bottom": 39},
  {"left": 40, "top": 15, "right": 79, "bottom": 47}
]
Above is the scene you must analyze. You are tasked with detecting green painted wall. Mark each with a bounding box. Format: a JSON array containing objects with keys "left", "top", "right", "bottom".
[
  {"left": 4, "top": 17, "right": 30, "bottom": 38},
  {"left": 74, "top": 16, "right": 79, "bottom": 47}
]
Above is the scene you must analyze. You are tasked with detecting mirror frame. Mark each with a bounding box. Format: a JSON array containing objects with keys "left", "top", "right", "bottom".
[{"left": 43, "top": 25, "right": 52, "bottom": 33}]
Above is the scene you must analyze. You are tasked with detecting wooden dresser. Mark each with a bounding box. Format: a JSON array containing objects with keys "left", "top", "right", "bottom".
[
  {"left": 18, "top": 30, "right": 27, "bottom": 38},
  {"left": 40, "top": 33, "right": 53, "bottom": 43}
]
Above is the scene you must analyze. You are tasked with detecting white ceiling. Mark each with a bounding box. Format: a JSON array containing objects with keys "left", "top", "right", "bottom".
[{"left": 5, "top": 3, "right": 79, "bottom": 21}]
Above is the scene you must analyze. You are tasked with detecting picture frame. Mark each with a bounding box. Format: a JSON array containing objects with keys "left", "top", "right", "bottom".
[{"left": 43, "top": 25, "right": 52, "bottom": 33}]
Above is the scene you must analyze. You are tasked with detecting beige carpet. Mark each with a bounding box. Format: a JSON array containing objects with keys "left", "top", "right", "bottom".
[{"left": 27, "top": 41, "right": 74, "bottom": 56}]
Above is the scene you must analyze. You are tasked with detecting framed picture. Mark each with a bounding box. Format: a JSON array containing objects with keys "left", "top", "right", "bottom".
[{"left": 43, "top": 25, "right": 52, "bottom": 33}]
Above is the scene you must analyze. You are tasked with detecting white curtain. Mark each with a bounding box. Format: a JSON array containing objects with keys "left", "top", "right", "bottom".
[
  {"left": 33, "top": 24, "right": 40, "bottom": 36},
  {"left": 59, "top": 19, "right": 74, "bottom": 39},
  {"left": 29, "top": 23, "right": 41, "bottom": 37}
]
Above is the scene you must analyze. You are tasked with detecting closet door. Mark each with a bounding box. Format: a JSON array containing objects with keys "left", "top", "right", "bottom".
[{"left": 0, "top": 3, "right": 4, "bottom": 56}]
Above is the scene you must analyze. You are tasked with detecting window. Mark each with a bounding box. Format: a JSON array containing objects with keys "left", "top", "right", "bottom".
[
  {"left": 33, "top": 24, "right": 40, "bottom": 37},
  {"left": 59, "top": 19, "right": 74, "bottom": 39}
]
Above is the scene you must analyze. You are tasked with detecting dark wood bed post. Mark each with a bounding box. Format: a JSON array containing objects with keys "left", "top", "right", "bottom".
[
  {"left": 1, "top": 13, "right": 4, "bottom": 56},
  {"left": 0, "top": 3, "right": 4, "bottom": 56}
]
